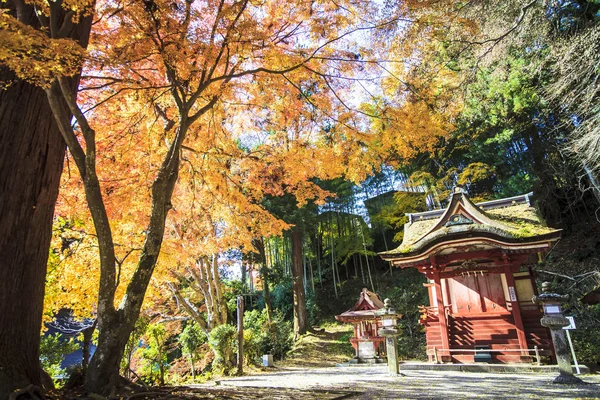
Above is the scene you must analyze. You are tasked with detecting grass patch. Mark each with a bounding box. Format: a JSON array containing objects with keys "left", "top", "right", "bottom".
[{"left": 280, "top": 323, "right": 354, "bottom": 367}]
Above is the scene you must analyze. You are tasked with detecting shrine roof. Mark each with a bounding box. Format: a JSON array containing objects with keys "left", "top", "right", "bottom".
[
  {"left": 380, "top": 189, "right": 561, "bottom": 261},
  {"left": 335, "top": 288, "right": 385, "bottom": 323},
  {"left": 335, "top": 309, "right": 380, "bottom": 322}
]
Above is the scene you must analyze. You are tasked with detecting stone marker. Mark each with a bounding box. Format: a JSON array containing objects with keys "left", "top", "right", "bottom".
[{"left": 262, "top": 354, "right": 274, "bottom": 367}]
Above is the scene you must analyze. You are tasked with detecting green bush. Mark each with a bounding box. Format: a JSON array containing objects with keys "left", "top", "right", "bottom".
[
  {"left": 121, "top": 316, "right": 148, "bottom": 378},
  {"left": 571, "top": 304, "right": 600, "bottom": 368},
  {"left": 338, "top": 331, "right": 353, "bottom": 343},
  {"left": 243, "top": 326, "right": 262, "bottom": 366},
  {"left": 179, "top": 322, "right": 207, "bottom": 379},
  {"left": 305, "top": 292, "right": 322, "bottom": 327},
  {"left": 243, "top": 309, "right": 293, "bottom": 365},
  {"left": 180, "top": 322, "right": 206, "bottom": 358},
  {"left": 40, "top": 333, "right": 79, "bottom": 386},
  {"left": 271, "top": 281, "right": 293, "bottom": 320},
  {"left": 397, "top": 334, "right": 427, "bottom": 361},
  {"left": 136, "top": 323, "right": 170, "bottom": 385},
  {"left": 208, "top": 324, "right": 237, "bottom": 375}
]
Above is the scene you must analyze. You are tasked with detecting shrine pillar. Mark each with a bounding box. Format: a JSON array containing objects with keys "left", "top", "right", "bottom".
[
  {"left": 432, "top": 270, "right": 450, "bottom": 360},
  {"left": 503, "top": 263, "right": 529, "bottom": 357}
]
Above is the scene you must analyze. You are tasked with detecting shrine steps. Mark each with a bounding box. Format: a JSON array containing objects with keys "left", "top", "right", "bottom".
[
  {"left": 449, "top": 315, "right": 525, "bottom": 362},
  {"left": 521, "top": 309, "right": 553, "bottom": 350},
  {"left": 424, "top": 312, "right": 552, "bottom": 363}
]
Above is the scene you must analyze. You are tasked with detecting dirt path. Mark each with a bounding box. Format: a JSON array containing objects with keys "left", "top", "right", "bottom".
[
  {"left": 277, "top": 325, "right": 355, "bottom": 368},
  {"left": 188, "top": 323, "right": 600, "bottom": 399},
  {"left": 197, "top": 365, "right": 600, "bottom": 399}
]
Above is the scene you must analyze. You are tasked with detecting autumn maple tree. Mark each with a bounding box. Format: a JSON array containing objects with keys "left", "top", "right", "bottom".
[
  {"left": 36, "top": 0, "right": 416, "bottom": 393},
  {"left": 1, "top": 0, "right": 465, "bottom": 395}
]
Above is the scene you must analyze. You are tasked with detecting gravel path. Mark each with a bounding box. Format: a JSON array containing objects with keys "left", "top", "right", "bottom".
[{"left": 193, "top": 365, "right": 600, "bottom": 399}]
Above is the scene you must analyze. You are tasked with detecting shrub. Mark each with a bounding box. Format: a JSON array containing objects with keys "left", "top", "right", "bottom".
[
  {"left": 39, "top": 333, "right": 79, "bottom": 386},
  {"left": 121, "top": 316, "right": 148, "bottom": 379},
  {"left": 397, "top": 334, "right": 427, "bottom": 361},
  {"left": 305, "top": 292, "right": 322, "bottom": 327},
  {"left": 271, "top": 281, "right": 293, "bottom": 320},
  {"left": 243, "top": 327, "right": 262, "bottom": 366},
  {"left": 572, "top": 304, "right": 600, "bottom": 368},
  {"left": 208, "top": 324, "right": 237, "bottom": 375},
  {"left": 136, "top": 323, "right": 170, "bottom": 385},
  {"left": 179, "top": 322, "right": 207, "bottom": 379},
  {"left": 243, "top": 309, "right": 293, "bottom": 364}
]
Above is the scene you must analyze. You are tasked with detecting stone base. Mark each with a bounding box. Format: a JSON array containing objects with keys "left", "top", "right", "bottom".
[
  {"left": 553, "top": 374, "right": 584, "bottom": 384},
  {"left": 395, "top": 362, "right": 590, "bottom": 374},
  {"left": 348, "top": 357, "right": 386, "bottom": 365}
]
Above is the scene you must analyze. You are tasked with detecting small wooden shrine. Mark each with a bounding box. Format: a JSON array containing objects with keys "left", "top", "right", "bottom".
[
  {"left": 335, "top": 288, "right": 390, "bottom": 362},
  {"left": 380, "top": 188, "right": 560, "bottom": 363}
]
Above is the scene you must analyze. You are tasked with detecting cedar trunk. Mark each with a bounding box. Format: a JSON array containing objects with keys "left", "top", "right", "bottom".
[
  {"left": 262, "top": 266, "right": 273, "bottom": 324},
  {"left": 253, "top": 238, "right": 273, "bottom": 323},
  {"left": 0, "top": 74, "right": 65, "bottom": 399},
  {"left": 0, "top": 3, "right": 91, "bottom": 396},
  {"left": 290, "top": 228, "right": 308, "bottom": 338}
]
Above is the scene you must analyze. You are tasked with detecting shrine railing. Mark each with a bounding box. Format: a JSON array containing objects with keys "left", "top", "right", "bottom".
[
  {"left": 427, "top": 346, "right": 549, "bottom": 365},
  {"left": 350, "top": 336, "right": 385, "bottom": 341},
  {"left": 418, "top": 305, "right": 452, "bottom": 322}
]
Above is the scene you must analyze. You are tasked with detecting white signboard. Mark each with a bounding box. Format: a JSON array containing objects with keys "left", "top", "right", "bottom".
[
  {"left": 563, "top": 316, "right": 576, "bottom": 330},
  {"left": 544, "top": 305, "right": 561, "bottom": 314},
  {"left": 508, "top": 286, "right": 518, "bottom": 302}
]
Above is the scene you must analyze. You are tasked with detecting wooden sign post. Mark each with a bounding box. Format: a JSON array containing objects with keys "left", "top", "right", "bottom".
[
  {"left": 237, "top": 296, "right": 244, "bottom": 376},
  {"left": 563, "top": 316, "right": 580, "bottom": 374}
]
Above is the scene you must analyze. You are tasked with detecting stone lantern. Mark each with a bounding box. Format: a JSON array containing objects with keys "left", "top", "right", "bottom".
[
  {"left": 377, "top": 298, "right": 402, "bottom": 375},
  {"left": 532, "top": 282, "right": 582, "bottom": 384}
]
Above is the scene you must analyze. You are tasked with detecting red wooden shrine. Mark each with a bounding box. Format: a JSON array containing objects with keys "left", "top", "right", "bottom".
[
  {"left": 335, "top": 288, "right": 389, "bottom": 362},
  {"left": 380, "top": 188, "right": 559, "bottom": 363}
]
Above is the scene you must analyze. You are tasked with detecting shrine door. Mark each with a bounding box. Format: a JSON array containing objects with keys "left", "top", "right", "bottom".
[{"left": 450, "top": 273, "right": 507, "bottom": 315}]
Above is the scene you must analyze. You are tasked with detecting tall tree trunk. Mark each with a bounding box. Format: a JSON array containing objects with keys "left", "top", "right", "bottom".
[
  {"left": 74, "top": 116, "right": 186, "bottom": 394},
  {"left": 359, "top": 251, "right": 365, "bottom": 284},
  {"left": 253, "top": 238, "right": 273, "bottom": 323},
  {"left": 307, "top": 246, "right": 315, "bottom": 293},
  {"left": 241, "top": 261, "right": 247, "bottom": 292},
  {"left": 290, "top": 228, "right": 308, "bottom": 339},
  {"left": 210, "top": 255, "right": 228, "bottom": 326},
  {"left": 302, "top": 238, "right": 308, "bottom": 294},
  {"left": 330, "top": 232, "right": 338, "bottom": 299},
  {"left": 0, "top": 71, "right": 64, "bottom": 400},
  {"left": 262, "top": 267, "right": 273, "bottom": 324},
  {"left": 85, "top": 308, "right": 137, "bottom": 392},
  {"left": 359, "top": 225, "right": 374, "bottom": 291},
  {"left": 0, "top": 2, "right": 91, "bottom": 397},
  {"left": 189, "top": 354, "right": 196, "bottom": 380},
  {"left": 525, "top": 127, "right": 561, "bottom": 225},
  {"left": 316, "top": 228, "right": 323, "bottom": 287}
]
